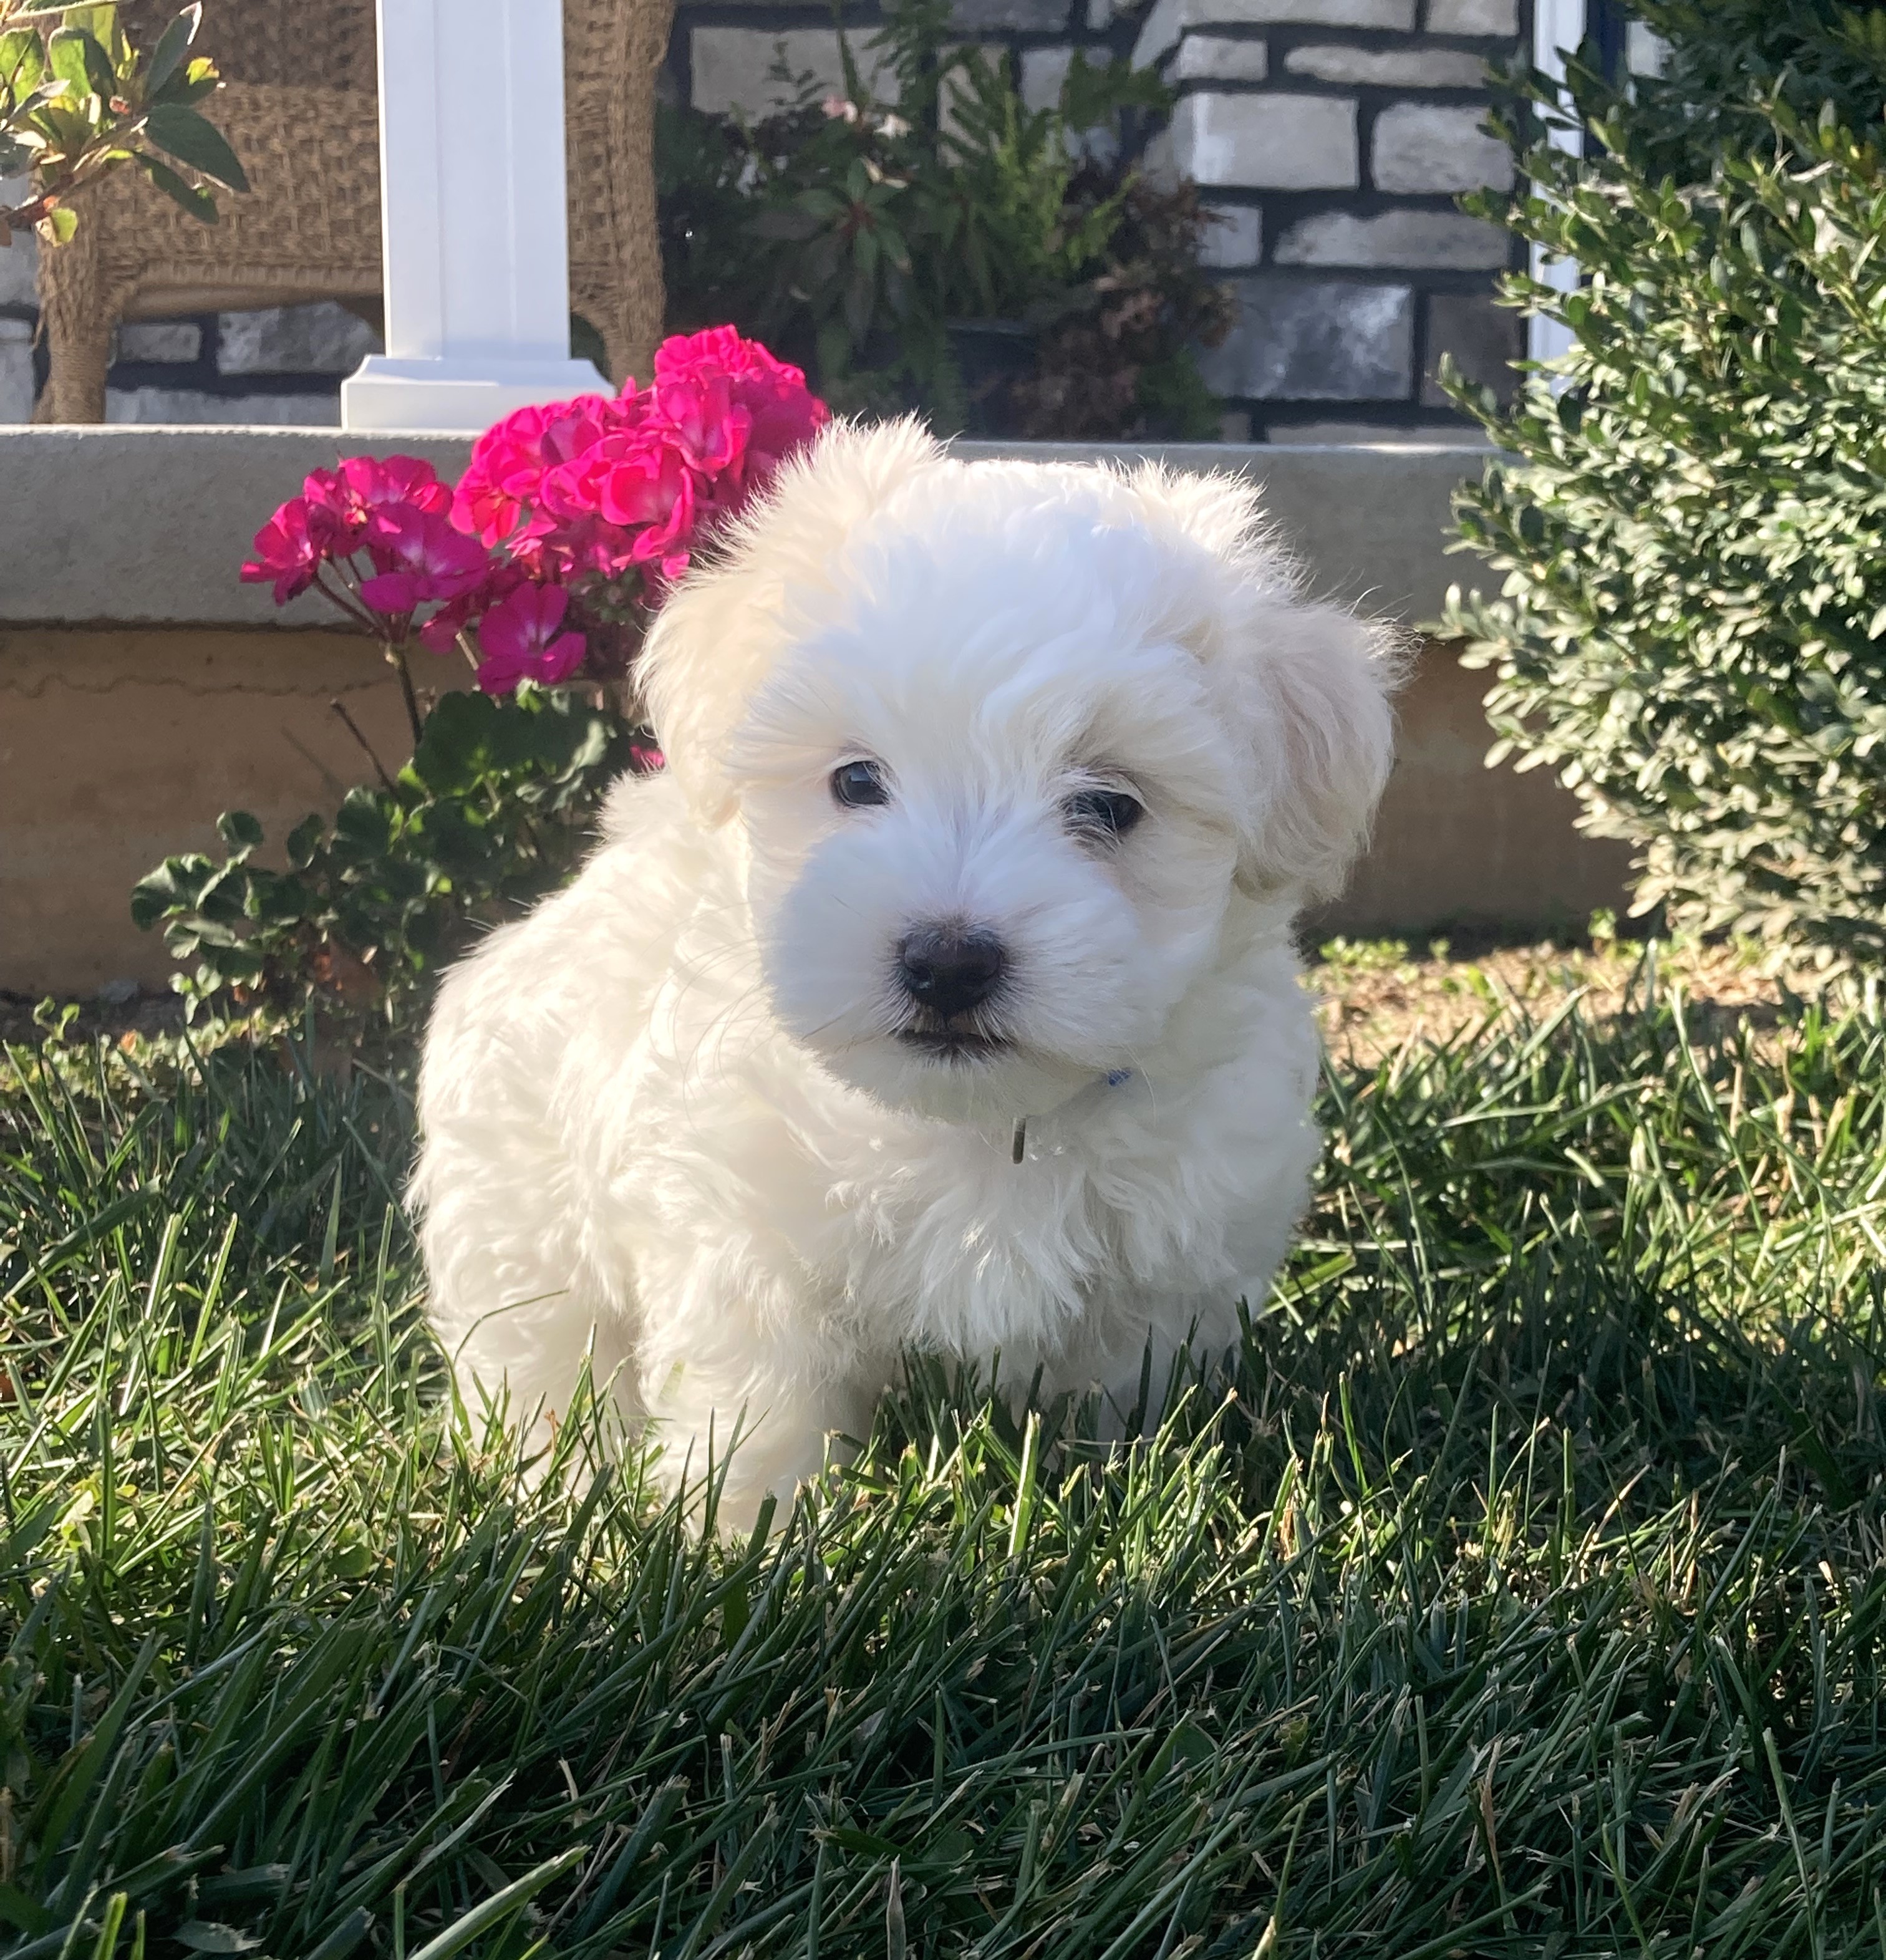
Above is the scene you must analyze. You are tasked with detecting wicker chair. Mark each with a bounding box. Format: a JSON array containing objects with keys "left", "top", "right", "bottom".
[{"left": 34, "top": 0, "right": 674, "bottom": 422}]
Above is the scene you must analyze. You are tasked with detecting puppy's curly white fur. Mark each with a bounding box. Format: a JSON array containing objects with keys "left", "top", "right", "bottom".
[{"left": 413, "top": 420, "right": 1396, "bottom": 1520}]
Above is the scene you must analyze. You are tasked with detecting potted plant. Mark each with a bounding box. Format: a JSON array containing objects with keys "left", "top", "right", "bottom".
[{"left": 657, "top": 0, "right": 1229, "bottom": 440}]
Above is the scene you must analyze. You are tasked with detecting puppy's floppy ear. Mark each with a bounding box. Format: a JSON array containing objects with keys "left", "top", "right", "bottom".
[
  {"left": 1126, "top": 464, "right": 1400, "bottom": 903},
  {"left": 1231, "top": 598, "right": 1400, "bottom": 902},
  {"left": 638, "top": 417, "right": 945, "bottom": 826}
]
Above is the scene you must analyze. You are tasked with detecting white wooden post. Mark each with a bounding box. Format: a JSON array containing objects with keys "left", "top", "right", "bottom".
[
  {"left": 1528, "top": 0, "right": 1587, "bottom": 372},
  {"left": 341, "top": 0, "right": 611, "bottom": 432}
]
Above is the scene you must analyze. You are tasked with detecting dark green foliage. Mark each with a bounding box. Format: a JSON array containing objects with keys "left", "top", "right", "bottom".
[
  {"left": 1010, "top": 174, "right": 1232, "bottom": 442},
  {"left": 130, "top": 688, "right": 637, "bottom": 1028},
  {"left": 6, "top": 976, "right": 1886, "bottom": 1954},
  {"left": 657, "top": 0, "right": 1230, "bottom": 439},
  {"left": 1445, "top": 4, "right": 1886, "bottom": 966},
  {"left": 1615, "top": 0, "right": 1886, "bottom": 181}
]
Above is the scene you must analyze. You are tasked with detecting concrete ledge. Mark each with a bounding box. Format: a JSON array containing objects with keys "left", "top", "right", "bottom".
[
  {"left": 0, "top": 428, "right": 1630, "bottom": 997},
  {"left": 0, "top": 427, "right": 1491, "bottom": 629},
  {"left": 0, "top": 428, "right": 476, "bottom": 630}
]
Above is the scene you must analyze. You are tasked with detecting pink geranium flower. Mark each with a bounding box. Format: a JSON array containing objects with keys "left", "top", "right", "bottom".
[
  {"left": 653, "top": 326, "right": 829, "bottom": 493},
  {"left": 309, "top": 455, "right": 453, "bottom": 544},
  {"left": 241, "top": 329, "right": 828, "bottom": 708},
  {"left": 475, "top": 583, "right": 588, "bottom": 695},
  {"left": 454, "top": 394, "right": 631, "bottom": 545},
  {"left": 652, "top": 370, "right": 750, "bottom": 479},
  {"left": 418, "top": 559, "right": 531, "bottom": 655},
  {"left": 360, "top": 506, "right": 491, "bottom": 614},
  {"left": 241, "top": 495, "right": 339, "bottom": 603},
  {"left": 346, "top": 454, "right": 452, "bottom": 516},
  {"left": 591, "top": 429, "right": 699, "bottom": 567},
  {"left": 536, "top": 513, "right": 644, "bottom": 584}
]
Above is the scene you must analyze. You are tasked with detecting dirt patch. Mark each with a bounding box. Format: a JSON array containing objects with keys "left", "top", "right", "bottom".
[
  {"left": 0, "top": 986, "right": 187, "bottom": 1049},
  {"left": 1307, "top": 931, "right": 1798, "bottom": 1064}
]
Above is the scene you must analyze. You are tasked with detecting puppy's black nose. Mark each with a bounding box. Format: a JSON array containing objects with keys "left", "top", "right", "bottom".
[{"left": 897, "top": 926, "right": 1006, "bottom": 1017}]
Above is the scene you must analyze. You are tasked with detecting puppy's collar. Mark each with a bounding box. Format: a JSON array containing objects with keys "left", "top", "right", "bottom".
[{"left": 1010, "top": 1069, "right": 1133, "bottom": 1165}]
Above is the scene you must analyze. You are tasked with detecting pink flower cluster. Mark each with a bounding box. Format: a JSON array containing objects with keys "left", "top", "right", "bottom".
[{"left": 241, "top": 328, "right": 829, "bottom": 697}]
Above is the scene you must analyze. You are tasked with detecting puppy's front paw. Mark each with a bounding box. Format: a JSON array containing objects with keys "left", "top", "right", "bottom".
[{"left": 644, "top": 1393, "right": 858, "bottom": 1538}]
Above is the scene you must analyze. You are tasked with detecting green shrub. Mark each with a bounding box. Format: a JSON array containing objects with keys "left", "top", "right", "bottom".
[
  {"left": 1446, "top": 6, "right": 1886, "bottom": 966},
  {"left": 1617, "top": 0, "right": 1886, "bottom": 180}
]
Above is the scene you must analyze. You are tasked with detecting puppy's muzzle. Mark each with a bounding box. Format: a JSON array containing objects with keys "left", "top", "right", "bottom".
[{"left": 896, "top": 925, "right": 1008, "bottom": 1045}]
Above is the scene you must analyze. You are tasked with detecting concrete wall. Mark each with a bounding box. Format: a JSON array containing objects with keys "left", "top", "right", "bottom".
[
  {"left": 1316, "top": 644, "right": 1628, "bottom": 947},
  {"left": 0, "top": 430, "right": 1628, "bottom": 998},
  {"left": 3, "top": 629, "right": 425, "bottom": 995}
]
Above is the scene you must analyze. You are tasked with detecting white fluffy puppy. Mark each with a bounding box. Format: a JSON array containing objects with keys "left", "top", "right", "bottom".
[{"left": 414, "top": 419, "right": 1395, "bottom": 1520}]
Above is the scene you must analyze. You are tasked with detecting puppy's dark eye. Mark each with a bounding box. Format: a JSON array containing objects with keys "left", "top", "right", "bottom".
[
  {"left": 1064, "top": 789, "right": 1144, "bottom": 842},
  {"left": 831, "top": 760, "right": 891, "bottom": 809}
]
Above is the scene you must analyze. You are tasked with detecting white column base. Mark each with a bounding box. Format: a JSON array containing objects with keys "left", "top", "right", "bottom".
[{"left": 341, "top": 354, "right": 612, "bottom": 433}]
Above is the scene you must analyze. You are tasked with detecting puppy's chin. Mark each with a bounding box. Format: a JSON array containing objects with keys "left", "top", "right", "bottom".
[{"left": 813, "top": 1034, "right": 1097, "bottom": 1126}]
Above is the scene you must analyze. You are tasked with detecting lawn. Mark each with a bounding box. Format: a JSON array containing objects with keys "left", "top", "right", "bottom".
[{"left": 2, "top": 960, "right": 1884, "bottom": 1959}]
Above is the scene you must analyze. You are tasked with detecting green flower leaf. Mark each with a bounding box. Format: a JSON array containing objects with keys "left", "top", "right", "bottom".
[
  {"left": 145, "top": 1, "right": 200, "bottom": 95},
  {"left": 142, "top": 100, "right": 248, "bottom": 191},
  {"left": 137, "top": 150, "right": 217, "bottom": 222}
]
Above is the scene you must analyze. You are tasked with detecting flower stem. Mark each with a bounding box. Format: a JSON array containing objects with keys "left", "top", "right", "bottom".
[
  {"left": 387, "top": 643, "right": 423, "bottom": 748},
  {"left": 329, "top": 698, "right": 395, "bottom": 791},
  {"left": 314, "top": 567, "right": 386, "bottom": 637}
]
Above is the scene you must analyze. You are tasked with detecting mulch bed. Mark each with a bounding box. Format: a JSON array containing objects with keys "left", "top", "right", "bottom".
[{"left": 1308, "top": 932, "right": 1798, "bottom": 1063}]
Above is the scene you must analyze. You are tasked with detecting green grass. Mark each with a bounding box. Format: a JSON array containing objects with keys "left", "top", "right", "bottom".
[{"left": 4, "top": 979, "right": 1886, "bottom": 1959}]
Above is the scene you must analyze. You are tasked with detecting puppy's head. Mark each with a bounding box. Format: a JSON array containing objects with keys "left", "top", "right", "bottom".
[{"left": 640, "top": 421, "right": 1396, "bottom": 1122}]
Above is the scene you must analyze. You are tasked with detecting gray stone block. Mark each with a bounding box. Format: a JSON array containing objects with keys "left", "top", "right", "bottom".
[
  {"left": 218, "top": 302, "right": 379, "bottom": 377},
  {"left": 1421, "top": 292, "right": 1522, "bottom": 407},
  {"left": 0, "top": 186, "right": 36, "bottom": 309},
  {"left": 1275, "top": 209, "right": 1509, "bottom": 269},
  {"left": 684, "top": 0, "right": 1066, "bottom": 20},
  {"left": 1171, "top": 36, "right": 1270, "bottom": 82},
  {"left": 0, "top": 319, "right": 34, "bottom": 422},
  {"left": 690, "top": 27, "right": 896, "bottom": 116},
  {"left": 1201, "top": 278, "right": 1414, "bottom": 400},
  {"left": 1284, "top": 43, "right": 1488, "bottom": 86},
  {"left": 104, "top": 387, "right": 342, "bottom": 426},
  {"left": 1133, "top": 0, "right": 1413, "bottom": 69},
  {"left": 1199, "top": 201, "right": 1263, "bottom": 268},
  {"left": 1627, "top": 23, "right": 1668, "bottom": 77},
  {"left": 1371, "top": 101, "right": 1512, "bottom": 193},
  {"left": 1169, "top": 92, "right": 1358, "bottom": 190},
  {"left": 1140, "top": 125, "right": 1178, "bottom": 189},
  {"left": 1021, "top": 45, "right": 1075, "bottom": 110},
  {"left": 118, "top": 321, "right": 203, "bottom": 364},
  {"left": 1425, "top": 0, "right": 1516, "bottom": 32},
  {"left": 950, "top": 0, "right": 1068, "bottom": 30}
]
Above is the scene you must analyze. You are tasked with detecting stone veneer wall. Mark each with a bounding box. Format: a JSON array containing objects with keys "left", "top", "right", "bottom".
[
  {"left": 675, "top": 0, "right": 1530, "bottom": 442},
  {"left": 1141, "top": 0, "right": 1527, "bottom": 439},
  {"left": 0, "top": 0, "right": 1531, "bottom": 437}
]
